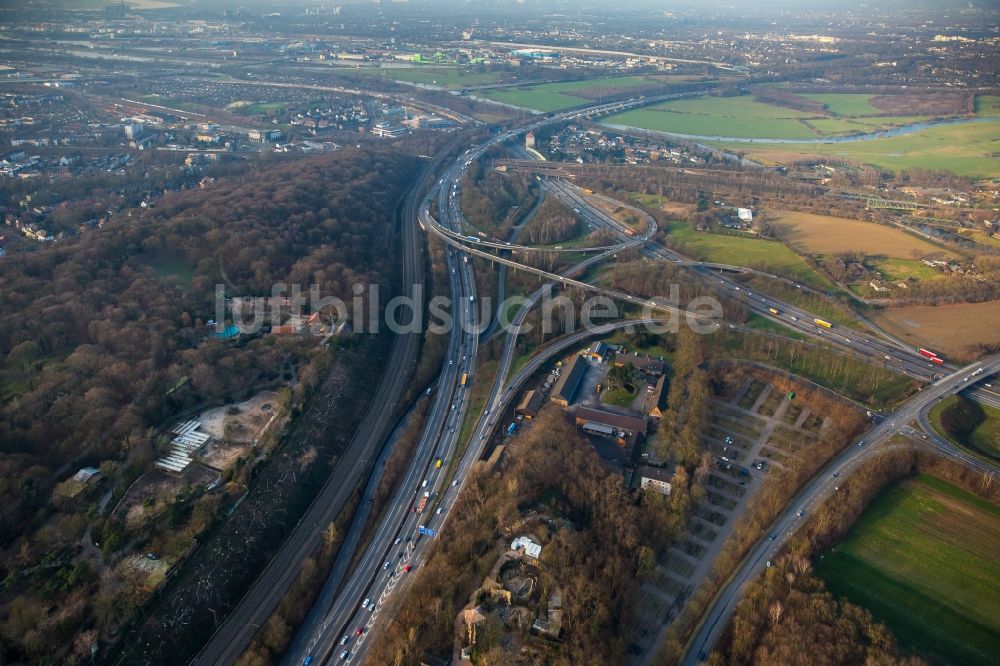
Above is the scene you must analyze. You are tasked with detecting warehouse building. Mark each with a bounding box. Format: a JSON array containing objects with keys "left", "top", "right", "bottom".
[
  {"left": 573, "top": 406, "right": 648, "bottom": 447},
  {"left": 516, "top": 389, "right": 545, "bottom": 419},
  {"left": 550, "top": 355, "right": 587, "bottom": 406}
]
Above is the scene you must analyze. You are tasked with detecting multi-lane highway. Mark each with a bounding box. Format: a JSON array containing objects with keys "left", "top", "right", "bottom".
[
  {"left": 681, "top": 354, "right": 1000, "bottom": 665},
  {"left": 439, "top": 160, "right": 1000, "bottom": 407},
  {"left": 234, "top": 88, "right": 997, "bottom": 666},
  {"left": 284, "top": 149, "right": 484, "bottom": 666},
  {"left": 288, "top": 92, "right": 712, "bottom": 665},
  {"left": 191, "top": 134, "right": 473, "bottom": 666}
]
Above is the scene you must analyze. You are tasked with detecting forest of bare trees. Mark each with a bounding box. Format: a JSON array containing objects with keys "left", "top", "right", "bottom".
[
  {"left": 0, "top": 150, "right": 415, "bottom": 663},
  {"left": 368, "top": 409, "right": 692, "bottom": 665}
]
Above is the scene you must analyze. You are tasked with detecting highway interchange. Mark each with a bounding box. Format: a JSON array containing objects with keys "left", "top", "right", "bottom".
[{"left": 202, "top": 91, "right": 998, "bottom": 666}]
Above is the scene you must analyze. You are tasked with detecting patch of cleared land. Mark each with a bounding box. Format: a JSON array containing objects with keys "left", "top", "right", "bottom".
[
  {"left": 198, "top": 390, "right": 284, "bottom": 470},
  {"left": 665, "top": 221, "right": 835, "bottom": 291},
  {"left": 870, "top": 301, "right": 1000, "bottom": 359},
  {"left": 769, "top": 210, "right": 957, "bottom": 260},
  {"left": 816, "top": 475, "right": 1000, "bottom": 666},
  {"left": 627, "top": 192, "right": 697, "bottom": 218}
]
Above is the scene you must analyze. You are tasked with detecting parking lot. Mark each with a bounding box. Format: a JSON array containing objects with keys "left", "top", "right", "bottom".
[{"left": 626, "top": 375, "right": 829, "bottom": 661}]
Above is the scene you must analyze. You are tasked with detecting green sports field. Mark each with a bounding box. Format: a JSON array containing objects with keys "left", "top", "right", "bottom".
[{"left": 816, "top": 475, "right": 1000, "bottom": 666}]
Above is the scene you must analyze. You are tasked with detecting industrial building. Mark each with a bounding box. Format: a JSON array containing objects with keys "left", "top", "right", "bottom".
[
  {"left": 550, "top": 355, "right": 587, "bottom": 406},
  {"left": 573, "top": 406, "right": 648, "bottom": 446},
  {"left": 648, "top": 375, "right": 669, "bottom": 419},
  {"left": 371, "top": 122, "right": 409, "bottom": 138},
  {"left": 515, "top": 389, "right": 544, "bottom": 419}
]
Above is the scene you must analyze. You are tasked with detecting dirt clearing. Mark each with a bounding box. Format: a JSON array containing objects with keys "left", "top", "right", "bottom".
[
  {"left": 771, "top": 210, "right": 957, "bottom": 260},
  {"left": 871, "top": 302, "right": 1000, "bottom": 359}
]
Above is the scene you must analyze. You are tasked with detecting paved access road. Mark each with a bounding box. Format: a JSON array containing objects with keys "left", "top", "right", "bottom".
[{"left": 681, "top": 354, "right": 1000, "bottom": 665}]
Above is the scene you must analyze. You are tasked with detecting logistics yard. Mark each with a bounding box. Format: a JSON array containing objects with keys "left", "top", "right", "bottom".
[{"left": 815, "top": 475, "right": 1000, "bottom": 666}]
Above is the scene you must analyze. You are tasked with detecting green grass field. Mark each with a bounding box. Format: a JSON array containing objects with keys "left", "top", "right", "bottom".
[
  {"left": 711, "top": 117, "right": 1000, "bottom": 177},
  {"left": 485, "top": 75, "right": 674, "bottom": 112},
  {"left": 928, "top": 396, "right": 1000, "bottom": 460},
  {"left": 656, "top": 96, "right": 802, "bottom": 119},
  {"left": 610, "top": 108, "right": 815, "bottom": 139},
  {"left": 975, "top": 94, "right": 1000, "bottom": 116},
  {"left": 816, "top": 475, "right": 1000, "bottom": 666},
  {"left": 233, "top": 101, "right": 286, "bottom": 116},
  {"left": 870, "top": 258, "right": 943, "bottom": 283},
  {"left": 745, "top": 312, "right": 807, "bottom": 339},
  {"left": 602, "top": 387, "right": 637, "bottom": 408},
  {"left": 628, "top": 192, "right": 671, "bottom": 209},
  {"left": 487, "top": 88, "right": 587, "bottom": 112},
  {"left": 665, "top": 222, "right": 835, "bottom": 291},
  {"left": 801, "top": 93, "right": 884, "bottom": 116},
  {"left": 604, "top": 95, "right": 930, "bottom": 140}
]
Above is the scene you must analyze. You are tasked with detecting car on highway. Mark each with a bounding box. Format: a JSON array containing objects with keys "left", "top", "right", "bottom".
[
  {"left": 404, "top": 564, "right": 412, "bottom": 572},
  {"left": 452, "top": 479, "right": 459, "bottom": 487},
  {"left": 304, "top": 656, "right": 314, "bottom": 665},
  {"left": 796, "top": 510, "right": 804, "bottom": 517},
  {"left": 394, "top": 537, "right": 401, "bottom": 545},
  {"left": 768, "top": 534, "right": 776, "bottom": 541},
  {"left": 361, "top": 598, "right": 370, "bottom": 609},
  {"left": 436, "top": 506, "right": 444, "bottom": 515},
  {"left": 383, "top": 561, "right": 390, "bottom": 570},
  {"left": 340, "top": 635, "right": 349, "bottom": 646},
  {"left": 832, "top": 472, "right": 840, "bottom": 478},
  {"left": 340, "top": 651, "right": 349, "bottom": 661}
]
